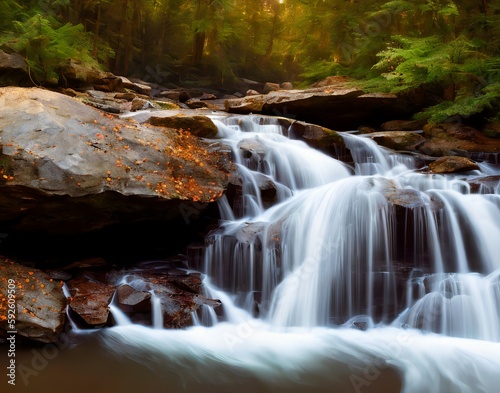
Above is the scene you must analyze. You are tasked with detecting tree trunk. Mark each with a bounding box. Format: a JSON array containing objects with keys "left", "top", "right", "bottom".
[{"left": 92, "top": 3, "right": 101, "bottom": 59}]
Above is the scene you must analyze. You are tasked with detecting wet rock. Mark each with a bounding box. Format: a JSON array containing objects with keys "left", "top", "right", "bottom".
[
  {"left": 467, "top": 176, "right": 500, "bottom": 194},
  {"left": 237, "top": 138, "right": 268, "bottom": 158},
  {"left": 0, "top": 258, "right": 66, "bottom": 343},
  {"left": 116, "top": 284, "right": 151, "bottom": 312},
  {"left": 228, "top": 172, "right": 277, "bottom": 208},
  {"left": 130, "top": 97, "right": 152, "bottom": 111},
  {"left": 280, "top": 82, "right": 293, "bottom": 90},
  {"left": 67, "top": 276, "right": 115, "bottom": 326},
  {"left": 286, "top": 121, "right": 344, "bottom": 151},
  {"left": 148, "top": 114, "right": 218, "bottom": 138},
  {"left": 368, "top": 131, "right": 426, "bottom": 152},
  {"left": 236, "top": 222, "right": 266, "bottom": 244},
  {"left": 378, "top": 178, "right": 427, "bottom": 209},
  {"left": 119, "top": 271, "right": 220, "bottom": 328},
  {"left": 429, "top": 156, "right": 480, "bottom": 174},
  {"left": 419, "top": 123, "right": 500, "bottom": 157}
]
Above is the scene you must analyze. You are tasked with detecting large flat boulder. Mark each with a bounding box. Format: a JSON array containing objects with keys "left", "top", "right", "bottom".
[
  {"left": 224, "top": 85, "right": 413, "bottom": 130},
  {"left": 0, "top": 87, "right": 229, "bottom": 234}
]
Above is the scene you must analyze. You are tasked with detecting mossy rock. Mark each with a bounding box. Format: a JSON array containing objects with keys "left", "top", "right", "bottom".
[{"left": 148, "top": 115, "right": 218, "bottom": 138}]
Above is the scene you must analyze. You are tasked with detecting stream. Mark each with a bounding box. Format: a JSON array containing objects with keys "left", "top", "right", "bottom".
[{"left": 14, "top": 114, "right": 500, "bottom": 393}]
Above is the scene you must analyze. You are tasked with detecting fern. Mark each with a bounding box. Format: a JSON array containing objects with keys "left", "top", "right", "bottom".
[
  {"left": 299, "top": 60, "right": 349, "bottom": 84},
  {"left": 368, "top": 33, "right": 500, "bottom": 123},
  {"left": 0, "top": 1, "right": 113, "bottom": 84}
]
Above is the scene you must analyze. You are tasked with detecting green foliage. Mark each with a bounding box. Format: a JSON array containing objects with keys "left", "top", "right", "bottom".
[
  {"left": 300, "top": 60, "right": 349, "bottom": 84},
  {"left": 369, "top": 34, "right": 500, "bottom": 122},
  {"left": 0, "top": 0, "right": 499, "bottom": 129},
  {"left": 0, "top": 0, "right": 113, "bottom": 84},
  {"left": 415, "top": 83, "right": 500, "bottom": 124},
  {"left": 1, "top": 14, "right": 109, "bottom": 84}
]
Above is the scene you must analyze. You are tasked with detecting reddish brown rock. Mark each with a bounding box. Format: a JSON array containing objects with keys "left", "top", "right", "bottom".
[
  {"left": 420, "top": 123, "right": 500, "bottom": 157},
  {"left": 116, "top": 284, "right": 151, "bottom": 313},
  {"left": 67, "top": 277, "right": 115, "bottom": 326},
  {"left": 118, "top": 271, "right": 220, "bottom": 328}
]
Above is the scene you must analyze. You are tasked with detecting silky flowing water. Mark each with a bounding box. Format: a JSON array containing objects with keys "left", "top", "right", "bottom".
[{"left": 15, "top": 115, "right": 500, "bottom": 393}]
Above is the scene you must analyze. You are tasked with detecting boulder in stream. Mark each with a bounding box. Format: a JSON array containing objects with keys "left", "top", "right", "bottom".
[
  {"left": 428, "top": 156, "right": 480, "bottom": 174},
  {"left": 367, "top": 131, "right": 426, "bottom": 152},
  {"left": 225, "top": 84, "right": 415, "bottom": 130},
  {"left": 0, "top": 258, "right": 66, "bottom": 343},
  {"left": 67, "top": 276, "right": 115, "bottom": 326},
  {"left": 0, "top": 87, "right": 229, "bottom": 235},
  {"left": 420, "top": 122, "right": 500, "bottom": 157}
]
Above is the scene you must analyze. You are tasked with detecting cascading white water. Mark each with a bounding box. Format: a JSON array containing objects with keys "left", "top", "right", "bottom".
[
  {"left": 200, "top": 116, "right": 500, "bottom": 341},
  {"left": 46, "top": 115, "right": 500, "bottom": 393}
]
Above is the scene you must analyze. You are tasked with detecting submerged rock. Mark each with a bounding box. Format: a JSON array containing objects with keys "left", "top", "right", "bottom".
[{"left": 227, "top": 172, "right": 278, "bottom": 211}]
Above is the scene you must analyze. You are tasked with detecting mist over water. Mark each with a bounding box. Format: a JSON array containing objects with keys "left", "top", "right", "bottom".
[{"left": 16, "top": 115, "right": 500, "bottom": 393}]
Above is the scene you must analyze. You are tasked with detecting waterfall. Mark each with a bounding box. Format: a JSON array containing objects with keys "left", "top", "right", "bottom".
[
  {"left": 59, "top": 115, "right": 500, "bottom": 393},
  {"left": 199, "top": 116, "right": 500, "bottom": 340}
]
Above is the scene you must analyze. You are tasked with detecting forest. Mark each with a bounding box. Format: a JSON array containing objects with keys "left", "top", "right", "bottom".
[{"left": 1, "top": 0, "right": 499, "bottom": 125}]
